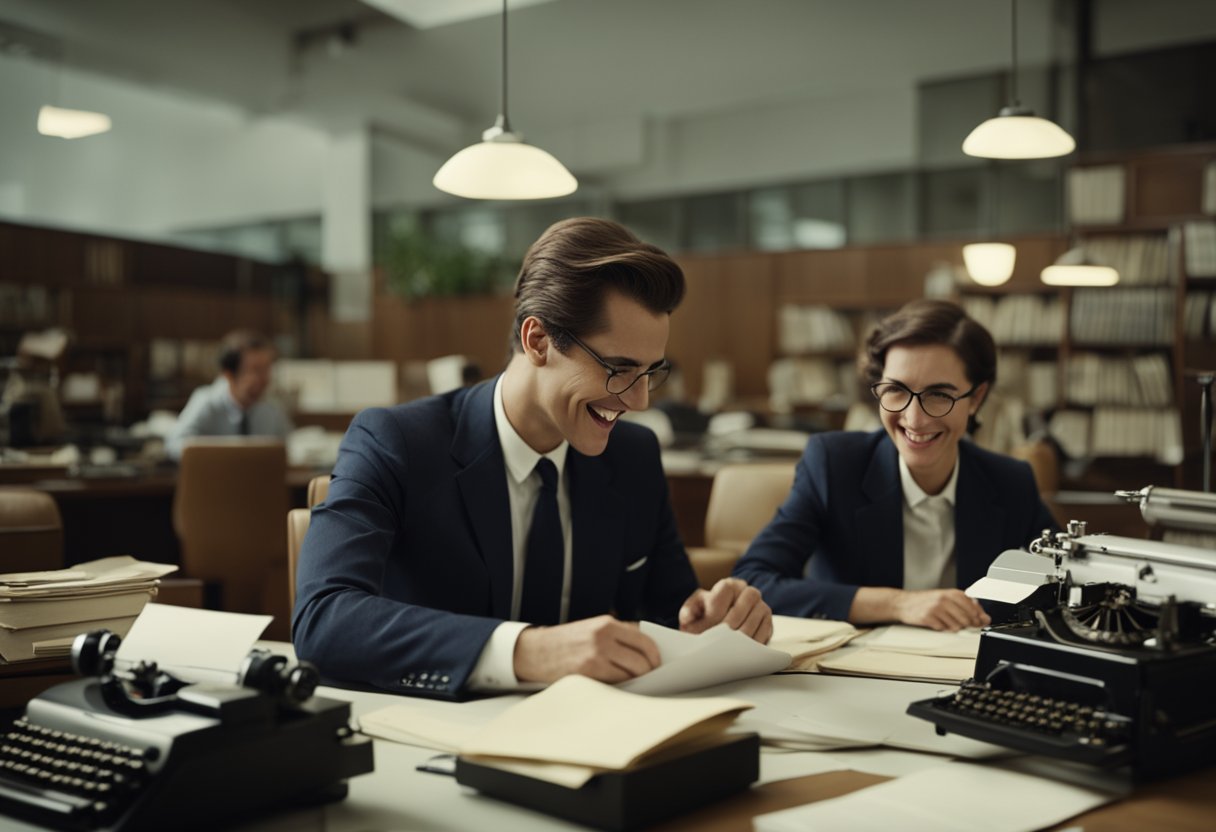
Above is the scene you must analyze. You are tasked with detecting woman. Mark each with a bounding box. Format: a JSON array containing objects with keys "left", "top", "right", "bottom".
[{"left": 732, "top": 299, "right": 1056, "bottom": 631}]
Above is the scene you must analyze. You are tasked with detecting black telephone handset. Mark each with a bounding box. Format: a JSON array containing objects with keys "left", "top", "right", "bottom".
[{"left": 0, "top": 629, "right": 373, "bottom": 832}]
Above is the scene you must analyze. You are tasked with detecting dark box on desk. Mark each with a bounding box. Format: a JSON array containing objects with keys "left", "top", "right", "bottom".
[{"left": 455, "top": 731, "right": 760, "bottom": 831}]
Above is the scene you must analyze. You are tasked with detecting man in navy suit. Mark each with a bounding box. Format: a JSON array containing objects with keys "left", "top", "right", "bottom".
[
  {"left": 293, "top": 218, "right": 771, "bottom": 699},
  {"left": 733, "top": 300, "right": 1056, "bottom": 631}
]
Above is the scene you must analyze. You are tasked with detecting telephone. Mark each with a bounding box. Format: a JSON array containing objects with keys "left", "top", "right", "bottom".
[{"left": 0, "top": 629, "right": 374, "bottom": 831}]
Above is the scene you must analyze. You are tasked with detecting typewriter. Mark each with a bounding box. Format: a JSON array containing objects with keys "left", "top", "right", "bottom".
[
  {"left": 0, "top": 629, "right": 374, "bottom": 831},
  {"left": 909, "top": 486, "right": 1216, "bottom": 781}
]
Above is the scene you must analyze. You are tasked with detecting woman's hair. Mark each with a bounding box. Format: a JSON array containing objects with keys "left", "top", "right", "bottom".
[{"left": 511, "top": 218, "right": 685, "bottom": 353}]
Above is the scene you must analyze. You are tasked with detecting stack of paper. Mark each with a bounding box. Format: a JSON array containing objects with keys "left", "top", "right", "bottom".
[
  {"left": 768, "top": 615, "right": 858, "bottom": 671},
  {"left": 815, "top": 625, "right": 980, "bottom": 684},
  {"left": 459, "top": 675, "right": 753, "bottom": 788},
  {"left": 0, "top": 556, "right": 178, "bottom": 663}
]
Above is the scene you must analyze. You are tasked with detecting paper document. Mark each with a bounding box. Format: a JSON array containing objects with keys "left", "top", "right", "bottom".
[
  {"left": 460, "top": 675, "right": 751, "bottom": 787},
  {"left": 966, "top": 576, "right": 1041, "bottom": 604},
  {"left": 864, "top": 625, "right": 981, "bottom": 659},
  {"left": 768, "top": 615, "right": 857, "bottom": 665},
  {"left": 0, "top": 557, "right": 177, "bottom": 599},
  {"left": 817, "top": 647, "right": 975, "bottom": 684},
  {"left": 754, "top": 760, "right": 1118, "bottom": 832},
  {"left": 115, "top": 605, "right": 271, "bottom": 685},
  {"left": 618, "top": 622, "right": 791, "bottom": 695}
]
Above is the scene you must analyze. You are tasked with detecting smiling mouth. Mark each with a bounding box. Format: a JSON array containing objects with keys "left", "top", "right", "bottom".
[
  {"left": 587, "top": 404, "right": 622, "bottom": 428},
  {"left": 901, "top": 427, "right": 942, "bottom": 446}
]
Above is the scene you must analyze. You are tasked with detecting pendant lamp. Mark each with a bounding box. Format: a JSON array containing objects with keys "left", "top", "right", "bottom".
[
  {"left": 963, "top": 242, "right": 1017, "bottom": 286},
  {"left": 433, "top": 0, "right": 576, "bottom": 200},
  {"left": 1040, "top": 244, "right": 1119, "bottom": 286},
  {"left": 37, "top": 105, "right": 111, "bottom": 139},
  {"left": 963, "top": 0, "right": 1075, "bottom": 160}
]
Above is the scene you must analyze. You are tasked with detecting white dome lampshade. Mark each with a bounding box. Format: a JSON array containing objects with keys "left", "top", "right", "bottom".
[
  {"left": 1040, "top": 246, "right": 1119, "bottom": 287},
  {"left": 37, "top": 105, "right": 112, "bottom": 139},
  {"left": 433, "top": 123, "right": 577, "bottom": 200},
  {"left": 962, "top": 242, "right": 1017, "bottom": 286},
  {"left": 963, "top": 106, "right": 1076, "bottom": 160}
]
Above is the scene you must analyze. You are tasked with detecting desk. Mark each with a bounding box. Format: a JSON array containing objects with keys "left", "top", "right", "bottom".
[
  {"left": 223, "top": 672, "right": 1210, "bottom": 832},
  {"left": 17, "top": 468, "right": 321, "bottom": 566}
]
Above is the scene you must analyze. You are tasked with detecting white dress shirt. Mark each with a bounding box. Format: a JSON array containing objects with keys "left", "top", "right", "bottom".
[
  {"left": 165, "top": 376, "right": 292, "bottom": 460},
  {"left": 898, "top": 456, "right": 960, "bottom": 592},
  {"left": 467, "top": 377, "right": 573, "bottom": 690}
]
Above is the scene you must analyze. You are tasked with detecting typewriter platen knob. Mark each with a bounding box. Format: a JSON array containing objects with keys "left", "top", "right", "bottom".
[{"left": 71, "top": 630, "right": 122, "bottom": 678}]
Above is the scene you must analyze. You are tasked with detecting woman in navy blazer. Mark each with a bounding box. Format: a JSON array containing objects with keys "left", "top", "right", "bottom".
[{"left": 733, "top": 300, "right": 1056, "bottom": 630}]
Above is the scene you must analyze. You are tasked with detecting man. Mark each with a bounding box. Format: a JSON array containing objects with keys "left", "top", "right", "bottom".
[
  {"left": 165, "top": 330, "right": 292, "bottom": 460},
  {"left": 293, "top": 218, "right": 771, "bottom": 700}
]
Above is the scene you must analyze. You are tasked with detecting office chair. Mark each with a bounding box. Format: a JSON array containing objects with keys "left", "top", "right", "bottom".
[
  {"left": 1009, "top": 438, "right": 1060, "bottom": 496},
  {"left": 172, "top": 439, "right": 290, "bottom": 640},
  {"left": 685, "top": 462, "right": 796, "bottom": 589},
  {"left": 286, "top": 475, "right": 330, "bottom": 613},
  {"left": 0, "top": 487, "right": 64, "bottom": 572}
]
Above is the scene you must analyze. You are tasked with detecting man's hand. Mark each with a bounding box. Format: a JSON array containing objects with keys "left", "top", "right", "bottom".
[
  {"left": 513, "top": 615, "right": 662, "bottom": 684},
  {"left": 893, "top": 588, "right": 990, "bottom": 631},
  {"left": 678, "top": 578, "right": 773, "bottom": 644}
]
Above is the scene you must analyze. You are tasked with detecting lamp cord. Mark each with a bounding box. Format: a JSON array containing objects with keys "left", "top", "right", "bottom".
[
  {"left": 499, "top": 0, "right": 511, "bottom": 130},
  {"left": 1010, "top": 0, "right": 1020, "bottom": 107}
]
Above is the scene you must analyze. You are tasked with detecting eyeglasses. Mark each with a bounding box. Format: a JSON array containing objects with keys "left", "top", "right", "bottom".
[
  {"left": 564, "top": 331, "right": 672, "bottom": 396},
  {"left": 870, "top": 381, "right": 978, "bottom": 418}
]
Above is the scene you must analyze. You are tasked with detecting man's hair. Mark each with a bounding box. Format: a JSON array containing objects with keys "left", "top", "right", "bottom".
[
  {"left": 218, "top": 330, "right": 273, "bottom": 374},
  {"left": 511, "top": 218, "right": 685, "bottom": 353},
  {"left": 859, "top": 299, "right": 996, "bottom": 389}
]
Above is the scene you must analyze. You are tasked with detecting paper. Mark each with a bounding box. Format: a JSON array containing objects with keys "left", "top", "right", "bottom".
[
  {"left": 459, "top": 675, "right": 751, "bottom": 786},
  {"left": 0, "top": 557, "right": 177, "bottom": 599},
  {"left": 864, "top": 625, "right": 981, "bottom": 659},
  {"left": 115, "top": 605, "right": 271, "bottom": 685},
  {"left": 817, "top": 647, "right": 975, "bottom": 684},
  {"left": 358, "top": 707, "right": 481, "bottom": 754},
  {"left": 618, "top": 622, "right": 791, "bottom": 695},
  {"left": 754, "top": 761, "right": 1117, "bottom": 832},
  {"left": 768, "top": 615, "right": 857, "bottom": 660},
  {"left": 966, "top": 576, "right": 1041, "bottom": 604}
]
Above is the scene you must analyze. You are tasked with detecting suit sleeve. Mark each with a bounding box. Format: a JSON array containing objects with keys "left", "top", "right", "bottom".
[
  {"left": 731, "top": 436, "right": 860, "bottom": 620},
  {"left": 291, "top": 408, "right": 499, "bottom": 700}
]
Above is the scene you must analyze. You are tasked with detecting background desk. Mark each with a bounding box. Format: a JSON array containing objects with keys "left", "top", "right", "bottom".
[{"left": 13, "top": 468, "right": 321, "bottom": 567}]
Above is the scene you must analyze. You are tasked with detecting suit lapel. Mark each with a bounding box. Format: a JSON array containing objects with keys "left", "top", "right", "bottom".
[
  {"left": 451, "top": 380, "right": 515, "bottom": 620},
  {"left": 566, "top": 451, "right": 625, "bottom": 620},
  {"left": 954, "top": 443, "right": 1006, "bottom": 589},
  {"left": 855, "top": 435, "right": 905, "bottom": 587}
]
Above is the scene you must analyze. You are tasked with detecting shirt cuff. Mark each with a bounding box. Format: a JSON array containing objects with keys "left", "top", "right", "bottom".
[{"left": 467, "top": 621, "right": 531, "bottom": 691}]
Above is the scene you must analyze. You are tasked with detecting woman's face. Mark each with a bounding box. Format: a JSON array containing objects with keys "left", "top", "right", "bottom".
[{"left": 876, "top": 343, "right": 987, "bottom": 494}]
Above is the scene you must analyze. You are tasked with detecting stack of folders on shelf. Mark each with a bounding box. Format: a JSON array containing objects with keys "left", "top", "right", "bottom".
[
  {"left": 1081, "top": 235, "right": 1171, "bottom": 285},
  {"left": 997, "top": 352, "right": 1060, "bottom": 411},
  {"left": 961, "top": 295, "right": 1063, "bottom": 346},
  {"left": 776, "top": 304, "right": 856, "bottom": 354},
  {"left": 0, "top": 556, "right": 177, "bottom": 664},
  {"left": 1070, "top": 288, "right": 1174, "bottom": 346},
  {"left": 1183, "top": 292, "right": 1216, "bottom": 339},
  {"left": 1184, "top": 221, "right": 1216, "bottom": 279},
  {"left": 1067, "top": 164, "right": 1126, "bottom": 225},
  {"left": 1065, "top": 353, "right": 1173, "bottom": 407},
  {"left": 767, "top": 358, "right": 858, "bottom": 411}
]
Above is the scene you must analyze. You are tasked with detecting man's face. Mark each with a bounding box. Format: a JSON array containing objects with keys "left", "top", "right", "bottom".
[
  {"left": 877, "top": 343, "right": 985, "bottom": 493},
  {"left": 225, "top": 346, "right": 275, "bottom": 409},
  {"left": 528, "top": 291, "right": 670, "bottom": 456}
]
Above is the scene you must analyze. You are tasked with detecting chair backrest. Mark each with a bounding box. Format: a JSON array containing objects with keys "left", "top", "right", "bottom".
[
  {"left": 1009, "top": 438, "right": 1059, "bottom": 496},
  {"left": 286, "top": 507, "right": 311, "bottom": 613},
  {"left": 0, "top": 487, "right": 64, "bottom": 572},
  {"left": 307, "top": 475, "right": 330, "bottom": 507},
  {"left": 704, "top": 462, "right": 797, "bottom": 554},
  {"left": 172, "top": 439, "right": 290, "bottom": 637}
]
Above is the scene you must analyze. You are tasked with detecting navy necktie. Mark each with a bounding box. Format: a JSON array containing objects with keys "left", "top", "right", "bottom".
[
  {"left": 238, "top": 411, "right": 250, "bottom": 435},
  {"left": 520, "top": 458, "right": 563, "bottom": 626}
]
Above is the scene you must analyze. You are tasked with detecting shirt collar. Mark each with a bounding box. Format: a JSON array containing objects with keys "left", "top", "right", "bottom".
[
  {"left": 899, "top": 454, "right": 959, "bottom": 508},
  {"left": 494, "top": 375, "right": 568, "bottom": 484}
]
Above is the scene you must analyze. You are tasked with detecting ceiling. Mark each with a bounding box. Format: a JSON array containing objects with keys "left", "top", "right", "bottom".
[{"left": 0, "top": 0, "right": 1089, "bottom": 155}]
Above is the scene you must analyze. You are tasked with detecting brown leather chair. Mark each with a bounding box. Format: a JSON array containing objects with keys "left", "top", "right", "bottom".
[
  {"left": 0, "top": 487, "right": 64, "bottom": 572},
  {"left": 685, "top": 462, "right": 797, "bottom": 589},
  {"left": 173, "top": 439, "right": 290, "bottom": 639},
  {"left": 286, "top": 476, "right": 331, "bottom": 613}
]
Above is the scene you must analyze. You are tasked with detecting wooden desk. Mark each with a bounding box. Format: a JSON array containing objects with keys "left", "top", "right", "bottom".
[{"left": 22, "top": 468, "right": 322, "bottom": 566}]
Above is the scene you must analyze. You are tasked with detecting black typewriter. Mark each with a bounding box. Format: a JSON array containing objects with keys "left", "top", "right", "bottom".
[
  {"left": 909, "top": 491, "right": 1216, "bottom": 781},
  {"left": 0, "top": 630, "right": 374, "bottom": 831}
]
